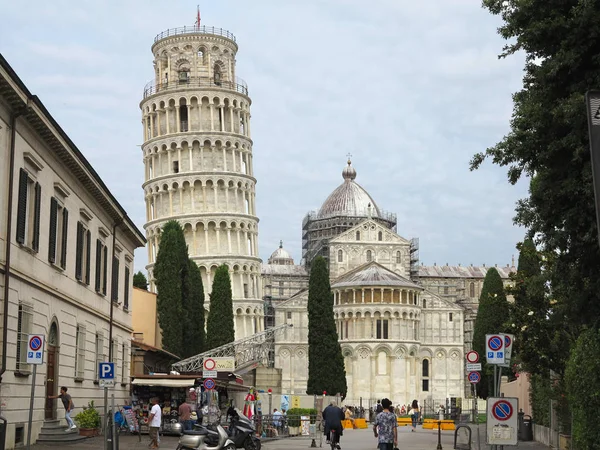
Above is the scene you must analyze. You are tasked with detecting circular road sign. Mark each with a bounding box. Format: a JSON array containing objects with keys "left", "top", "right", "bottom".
[
  {"left": 29, "top": 336, "right": 43, "bottom": 351},
  {"left": 492, "top": 400, "right": 513, "bottom": 421},
  {"left": 466, "top": 350, "right": 479, "bottom": 363},
  {"left": 505, "top": 335, "right": 512, "bottom": 348},
  {"left": 203, "top": 358, "right": 216, "bottom": 371},
  {"left": 203, "top": 378, "right": 216, "bottom": 390},
  {"left": 488, "top": 335, "right": 503, "bottom": 351},
  {"left": 468, "top": 372, "right": 481, "bottom": 384}
]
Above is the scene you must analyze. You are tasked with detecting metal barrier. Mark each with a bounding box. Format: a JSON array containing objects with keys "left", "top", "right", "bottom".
[
  {"left": 253, "top": 414, "right": 322, "bottom": 446},
  {"left": 453, "top": 424, "right": 472, "bottom": 450}
]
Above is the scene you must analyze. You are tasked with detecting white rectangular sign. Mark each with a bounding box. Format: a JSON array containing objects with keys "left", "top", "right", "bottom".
[
  {"left": 466, "top": 363, "right": 482, "bottom": 371},
  {"left": 26, "top": 334, "right": 45, "bottom": 365},
  {"left": 485, "top": 334, "right": 505, "bottom": 364},
  {"left": 99, "top": 379, "right": 114, "bottom": 388},
  {"left": 486, "top": 397, "right": 518, "bottom": 446},
  {"left": 500, "top": 334, "right": 514, "bottom": 368},
  {"left": 213, "top": 357, "right": 235, "bottom": 371},
  {"left": 203, "top": 370, "right": 217, "bottom": 378}
]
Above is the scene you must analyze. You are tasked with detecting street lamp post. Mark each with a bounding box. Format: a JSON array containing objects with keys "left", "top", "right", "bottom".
[{"left": 585, "top": 91, "right": 600, "bottom": 245}]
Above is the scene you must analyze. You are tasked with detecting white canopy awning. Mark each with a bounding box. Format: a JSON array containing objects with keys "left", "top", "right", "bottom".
[{"left": 132, "top": 378, "right": 195, "bottom": 388}]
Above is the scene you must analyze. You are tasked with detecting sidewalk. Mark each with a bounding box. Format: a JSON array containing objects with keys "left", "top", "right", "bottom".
[{"left": 31, "top": 433, "right": 181, "bottom": 449}]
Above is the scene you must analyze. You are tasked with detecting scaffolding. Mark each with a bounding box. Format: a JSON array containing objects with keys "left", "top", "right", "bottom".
[
  {"left": 171, "top": 324, "right": 292, "bottom": 373},
  {"left": 410, "top": 238, "right": 420, "bottom": 282}
]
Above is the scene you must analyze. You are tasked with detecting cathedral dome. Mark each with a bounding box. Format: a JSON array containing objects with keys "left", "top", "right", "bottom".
[
  {"left": 268, "top": 241, "right": 294, "bottom": 265},
  {"left": 319, "top": 159, "right": 380, "bottom": 219}
]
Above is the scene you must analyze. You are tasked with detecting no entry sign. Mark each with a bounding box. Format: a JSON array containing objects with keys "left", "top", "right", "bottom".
[{"left": 466, "top": 350, "right": 479, "bottom": 363}]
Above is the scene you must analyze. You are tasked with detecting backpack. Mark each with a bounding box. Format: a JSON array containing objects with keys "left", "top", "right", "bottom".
[{"left": 376, "top": 404, "right": 383, "bottom": 413}]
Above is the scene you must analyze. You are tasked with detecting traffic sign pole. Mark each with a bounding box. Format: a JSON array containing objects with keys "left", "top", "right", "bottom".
[
  {"left": 26, "top": 365, "right": 37, "bottom": 450},
  {"left": 25, "top": 334, "right": 44, "bottom": 450}
]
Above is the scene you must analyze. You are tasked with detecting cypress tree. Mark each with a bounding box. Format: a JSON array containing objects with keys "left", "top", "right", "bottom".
[
  {"left": 306, "top": 256, "right": 347, "bottom": 397},
  {"left": 133, "top": 271, "right": 148, "bottom": 290},
  {"left": 181, "top": 259, "right": 206, "bottom": 357},
  {"left": 153, "top": 220, "right": 189, "bottom": 357},
  {"left": 472, "top": 267, "right": 510, "bottom": 399},
  {"left": 206, "top": 265, "right": 235, "bottom": 350}
]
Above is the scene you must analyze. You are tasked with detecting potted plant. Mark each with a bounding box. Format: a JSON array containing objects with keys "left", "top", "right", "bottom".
[{"left": 74, "top": 401, "right": 101, "bottom": 437}]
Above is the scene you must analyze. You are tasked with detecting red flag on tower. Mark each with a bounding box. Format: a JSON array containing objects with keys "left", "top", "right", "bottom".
[{"left": 196, "top": 6, "right": 201, "bottom": 28}]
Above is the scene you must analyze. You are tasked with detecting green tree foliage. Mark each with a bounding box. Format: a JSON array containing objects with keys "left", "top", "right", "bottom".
[
  {"left": 472, "top": 267, "right": 510, "bottom": 399},
  {"left": 153, "top": 220, "right": 188, "bottom": 357},
  {"left": 508, "top": 239, "right": 553, "bottom": 374},
  {"left": 133, "top": 271, "right": 148, "bottom": 290},
  {"left": 566, "top": 328, "right": 600, "bottom": 447},
  {"left": 306, "top": 257, "right": 347, "bottom": 397},
  {"left": 182, "top": 260, "right": 206, "bottom": 357},
  {"left": 206, "top": 265, "right": 235, "bottom": 351},
  {"left": 474, "top": 0, "right": 600, "bottom": 377}
]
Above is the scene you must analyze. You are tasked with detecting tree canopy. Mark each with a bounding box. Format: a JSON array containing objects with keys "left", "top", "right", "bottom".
[
  {"left": 205, "top": 265, "right": 235, "bottom": 351},
  {"left": 133, "top": 271, "right": 148, "bottom": 290},
  {"left": 306, "top": 256, "right": 347, "bottom": 397},
  {"left": 182, "top": 260, "right": 206, "bottom": 357},
  {"left": 472, "top": 267, "right": 510, "bottom": 399}
]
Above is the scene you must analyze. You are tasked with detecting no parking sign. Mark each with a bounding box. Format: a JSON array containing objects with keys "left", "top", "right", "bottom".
[
  {"left": 26, "top": 334, "right": 45, "bottom": 365},
  {"left": 486, "top": 397, "right": 518, "bottom": 445}
]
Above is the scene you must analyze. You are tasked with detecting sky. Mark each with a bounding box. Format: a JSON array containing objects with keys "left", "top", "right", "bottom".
[{"left": 0, "top": 1, "right": 529, "bottom": 274}]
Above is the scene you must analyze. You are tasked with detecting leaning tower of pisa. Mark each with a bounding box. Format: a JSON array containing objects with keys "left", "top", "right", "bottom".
[{"left": 140, "top": 24, "right": 263, "bottom": 340}]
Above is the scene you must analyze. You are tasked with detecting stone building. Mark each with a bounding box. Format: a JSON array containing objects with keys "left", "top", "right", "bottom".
[
  {"left": 268, "top": 159, "right": 515, "bottom": 402},
  {"left": 0, "top": 55, "right": 145, "bottom": 448},
  {"left": 140, "top": 25, "right": 263, "bottom": 340}
]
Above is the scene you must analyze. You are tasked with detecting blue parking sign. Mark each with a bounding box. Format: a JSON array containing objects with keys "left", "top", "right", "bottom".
[{"left": 99, "top": 362, "right": 115, "bottom": 380}]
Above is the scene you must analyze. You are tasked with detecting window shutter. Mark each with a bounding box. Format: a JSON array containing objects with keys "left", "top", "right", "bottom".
[
  {"left": 85, "top": 230, "right": 91, "bottom": 284},
  {"left": 95, "top": 240, "right": 102, "bottom": 292},
  {"left": 75, "top": 222, "right": 84, "bottom": 281},
  {"left": 48, "top": 197, "right": 58, "bottom": 263},
  {"left": 16, "top": 169, "right": 28, "bottom": 244},
  {"left": 60, "top": 208, "right": 68, "bottom": 269},
  {"left": 32, "top": 182, "right": 41, "bottom": 252},
  {"left": 102, "top": 246, "right": 108, "bottom": 295},
  {"left": 111, "top": 257, "right": 120, "bottom": 302},
  {"left": 124, "top": 267, "right": 130, "bottom": 310}
]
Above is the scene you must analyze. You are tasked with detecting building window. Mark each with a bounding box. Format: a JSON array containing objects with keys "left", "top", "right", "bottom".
[
  {"left": 356, "top": 231, "right": 360, "bottom": 241},
  {"left": 48, "top": 197, "right": 68, "bottom": 268},
  {"left": 16, "top": 302, "right": 34, "bottom": 373},
  {"left": 172, "top": 161, "right": 179, "bottom": 173},
  {"left": 423, "top": 299, "right": 427, "bottom": 308},
  {"left": 279, "top": 281, "right": 284, "bottom": 296},
  {"left": 111, "top": 256, "right": 120, "bottom": 303},
  {"left": 121, "top": 343, "right": 127, "bottom": 384},
  {"left": 378, "top": 231, "right": 383, "bottom": 241},
  {"left": 95, "top": 239, "right": 108, "bottom": 295},
  {"left": 16, "top": 169, "right": 41, "bottom": 251},
  {"left": 422, "top": 359, "right": 430, "bottom": 392},
  {"left": 469, "top": 282, "right": 475, "bottom": 297},
  {"left": 338, "top": 249, "right": 343, "bottom": 262},
  {"left": 396, "top": 251, "right": 401, "bottom": 264},
  {"left": 443, "top": 283, "right": 449, "bottom": 295},
  {"left": 75, "top": 325, "right": 86, "bottom": 380},
  {"left": 95, "top": 332, "right": 105, "bottom": 381},
  {"left": 376, "top": 319, "right": 389, "bottom": 339},
  {"left": 75, "top": 222, "right": 91, "bottom": 284},
  {"left": 366, "top": 250, "right": 372, "bottom": 262},
  {"left": 124, "top": 267, "right": 130, "bottom": 310},
  {"left": 287, "top": 311, "right": 292, "bottom": 320},
  {"left": 449, "top": 313, "right": 453, "bottom": 322},
  {"left": 243, "top": 284, "right": 249, "bottom": 298}
]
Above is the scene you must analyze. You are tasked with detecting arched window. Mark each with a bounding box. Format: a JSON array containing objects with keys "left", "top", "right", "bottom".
[
  {"left": 396, "top": 251, "right": 401, "bottom": 263},
  {"left": 378, "top": 231, "right": 383, "bottom": 241},
  {"left": 338, "top": 249, "right": 343, "bottom": 263},
  {"left": 422, "top": 359, "right": 430, "bottom": 392},
  {"left": 366, "top": 250, "right": 372, "bottom": 262},
  {"left": 214, "top": 64, "right": 222, "bottom": 85},
  {"left": 356, "top": 231, "right": 360, "bottom": 241},
  {"left": 469, "top": 282, "right": 475, "bottom": 297}
]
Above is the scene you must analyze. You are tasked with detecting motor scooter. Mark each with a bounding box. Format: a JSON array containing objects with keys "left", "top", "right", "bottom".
[
  {"left": 176, "top": 423, "right": 235, "bottom": 450},
  {"left": 226, "top": 409, "right": 261, "bottom": 450}
]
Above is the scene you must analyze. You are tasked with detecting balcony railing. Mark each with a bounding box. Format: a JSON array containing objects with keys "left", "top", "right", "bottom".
[
  {"left": 153, "top": 26, "right": 236, "bottom": 43},
  {"left": 143, "top": 76, "right": 249, "bottom": 99}
]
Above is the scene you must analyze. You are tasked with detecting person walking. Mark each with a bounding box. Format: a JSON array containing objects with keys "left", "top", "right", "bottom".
[
  {"left": 148, "top": 397, "right": 162, "bottom": 449},
  {"left": 373, "top": 398, "right": 397, "bottom": 450},
  {"left": 48, "top": 386, "right": 76, "bottom": 431},
  {"left": 323, "top": 401, "right": 344, "bottom": 449},
  {"left": 409, "top": 399, "right": 420, "bottom": 432}
]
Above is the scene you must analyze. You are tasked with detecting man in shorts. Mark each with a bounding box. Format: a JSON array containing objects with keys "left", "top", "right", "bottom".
[{"left": 148, "top": 397, "right": 162, "bottom": 449}]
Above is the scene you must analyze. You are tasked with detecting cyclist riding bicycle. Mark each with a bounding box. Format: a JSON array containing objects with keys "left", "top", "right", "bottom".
[{"left": 322, "top": 401, "right": 344, "bottom": 449}]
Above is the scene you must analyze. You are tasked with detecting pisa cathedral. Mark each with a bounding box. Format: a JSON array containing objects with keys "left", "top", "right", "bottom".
[{"left": 140, "top": 24, "right": 515, "bottom": 403}]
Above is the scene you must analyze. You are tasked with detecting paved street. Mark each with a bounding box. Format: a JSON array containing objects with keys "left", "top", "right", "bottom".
[{"left": 28, "top": 426, "right": 551, "bottom": 449}]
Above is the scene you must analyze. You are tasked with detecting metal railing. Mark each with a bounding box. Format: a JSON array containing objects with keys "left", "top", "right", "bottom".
[
  {"left": 143, "top": 76, "right": 249, "bottom": 98},
  {"left": 154, "top": 26, "right": 236, "bottom": 43},
  {"left": 253, "top": 414, "right": 321, "bottom": 441}
]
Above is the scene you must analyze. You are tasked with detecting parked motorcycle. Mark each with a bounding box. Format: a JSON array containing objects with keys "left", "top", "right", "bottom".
[
  {"left": 176, "top": 423, "right": 235, "bottom": 450},
  {"left": 227, "top": 408, "right": 261, "bottom": 450}
]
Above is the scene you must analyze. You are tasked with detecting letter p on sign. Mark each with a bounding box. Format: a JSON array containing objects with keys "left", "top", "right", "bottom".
[{"left": 99, "top": 362, "right": 115, "bottom": 380}]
